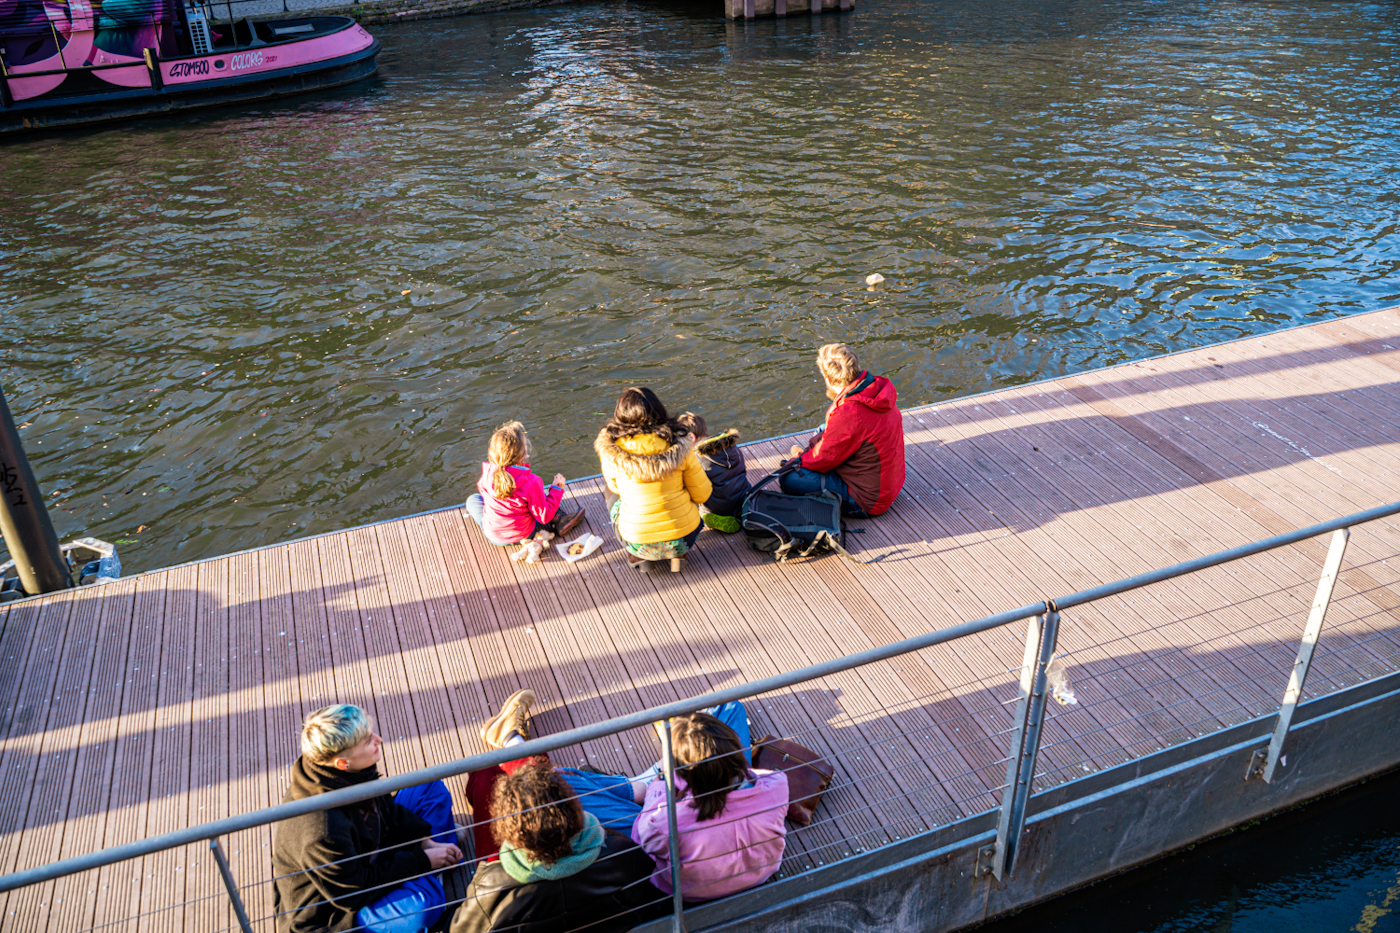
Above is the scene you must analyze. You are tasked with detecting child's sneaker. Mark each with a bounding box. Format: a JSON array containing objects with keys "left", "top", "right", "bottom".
[{"left": 702, "top": 512, "right": 741, "bottom": 533}]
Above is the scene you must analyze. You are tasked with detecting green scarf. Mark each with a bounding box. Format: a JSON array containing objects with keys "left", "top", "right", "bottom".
[{"left": 499, "top": 813, "right": 605, "bottom": 884}]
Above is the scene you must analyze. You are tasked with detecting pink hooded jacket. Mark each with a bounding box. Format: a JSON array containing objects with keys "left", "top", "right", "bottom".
[
  {"left": 631, "top": 769, "right": 788, "bottom": 902},
  {"left": 476, "top": 462, "right": 563, "bottom": 543}
]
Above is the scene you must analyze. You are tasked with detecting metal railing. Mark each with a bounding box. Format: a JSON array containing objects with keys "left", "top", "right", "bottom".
[{"left": 0, "top": 499, "right": 1397, "bottom": 933}]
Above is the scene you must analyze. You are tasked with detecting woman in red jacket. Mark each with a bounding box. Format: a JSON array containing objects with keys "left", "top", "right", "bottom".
[{"left": 781, "top": 343, "right": 906, "bottom": 517}]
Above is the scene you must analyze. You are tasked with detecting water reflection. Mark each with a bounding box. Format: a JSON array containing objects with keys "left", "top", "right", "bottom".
[{"left": 0, "top": 0, "right": 1397, "bottom": 572}]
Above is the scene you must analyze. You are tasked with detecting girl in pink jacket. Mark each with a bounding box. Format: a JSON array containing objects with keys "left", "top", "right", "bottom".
[
  {"left": 632, "top": 706, "right": 788, "bottom": 902},
  {"left": 466, "top": 421, "right": 584, "bottom": 546}
]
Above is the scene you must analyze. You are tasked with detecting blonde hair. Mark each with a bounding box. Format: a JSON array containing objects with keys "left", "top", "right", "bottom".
[
  {"left": 301, "top": 704, "right": 373, "bottom": 764},
  {"left": 817, "top": 344, "right": 859, "bottom": 387},
  {"left": 488, "top": 421, "right": 531, "bottom": 498}
]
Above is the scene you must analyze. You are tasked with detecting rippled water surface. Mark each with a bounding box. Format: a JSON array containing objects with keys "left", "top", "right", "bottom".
[{"left": 1, "top": 0, "right": 1398, "bottom": 572}]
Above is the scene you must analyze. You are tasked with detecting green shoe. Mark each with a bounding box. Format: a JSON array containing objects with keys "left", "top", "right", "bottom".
[{"left": 702, "top": 513, "right": 741, "bottom": 534}]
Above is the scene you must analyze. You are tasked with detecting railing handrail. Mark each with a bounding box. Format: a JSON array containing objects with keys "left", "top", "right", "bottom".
[{"left": 1, "top": 498, "right": 1396, "bottom": 895}]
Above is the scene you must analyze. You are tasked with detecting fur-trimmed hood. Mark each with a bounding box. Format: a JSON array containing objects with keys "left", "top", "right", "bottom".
[
  {"left": 696, "top": 429, "right": 739, "bottom": 457},
  {"left": 595, "top": 427, "right": 696, "bottom": 483}
]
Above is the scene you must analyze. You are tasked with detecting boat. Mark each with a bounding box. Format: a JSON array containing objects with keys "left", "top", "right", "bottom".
[{"left": 0, "top": 0, "right": 381, "bottom": 134}]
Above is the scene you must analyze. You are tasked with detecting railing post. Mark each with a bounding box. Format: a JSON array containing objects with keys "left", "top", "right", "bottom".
[
  {"left": 659, "top": 724, "right": 687, "bottom": 933},
  {"left": 1258, "top": 528, "right": 1349, "bottom": 783},
  {"left": 209, "top": 837, "right": 255, "bottom": 933},
  {"left": 989, "top": 612, "right": 1042, "bottom": 880},
  {"left": 987, "top": 606, "right": 1060, "bottom": 880}
]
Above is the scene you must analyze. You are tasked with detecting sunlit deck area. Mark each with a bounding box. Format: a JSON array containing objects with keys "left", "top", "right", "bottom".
[{"left": 2, "top": 308, "right": 1399, "bottom": 932}]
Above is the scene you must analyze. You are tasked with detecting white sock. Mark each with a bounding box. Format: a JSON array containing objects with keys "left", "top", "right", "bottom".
[{"left": 505, "top": 732, "right": 525, "bottom": 747}]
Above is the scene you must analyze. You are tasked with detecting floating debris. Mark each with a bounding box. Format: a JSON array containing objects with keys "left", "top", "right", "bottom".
[{"left": 865, "top": 273, "right": 885, "bottom": 290}]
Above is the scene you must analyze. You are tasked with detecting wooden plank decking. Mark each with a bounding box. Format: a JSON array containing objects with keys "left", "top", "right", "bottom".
[{"left": 2, "top": 309, "right": 1400, "bottom": 932}]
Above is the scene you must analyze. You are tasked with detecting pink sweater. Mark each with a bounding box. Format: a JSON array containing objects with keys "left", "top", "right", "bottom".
[
  {"left": 476, "top": 462, "right": 563, "bottom": 543},
  {"left": 632, "top": 770, "right": 788, "bottom": 902}
]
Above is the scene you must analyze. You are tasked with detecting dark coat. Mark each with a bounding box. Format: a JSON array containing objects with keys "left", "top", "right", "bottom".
[
  {"left": 696, "top": 431, "right": 751, "bottom": 518},
  {"left": 797, "top": 371, "right": 905, "bottom": 515},
  {"left": 271, "top": 757, "right": 433, "bottom": 933},
  {"left": 450, "top": 831, "right": 667, "bottom": 933}
]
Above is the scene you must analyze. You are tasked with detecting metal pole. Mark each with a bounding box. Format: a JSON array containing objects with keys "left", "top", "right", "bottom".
[
  {"left": 143, "top": 48, "right": 163, "bottom": 90},
  {"left": 659, "top": 723, "right": 687, "bottom": 933},
  {"left": 1002, "top": 608, "right": 1061, "bottom": 878},
  {"left": 990, "top": 614, "right": 1043, "bottom": 881},
  {"left": 209, "top": 837, "right": 254, "bottom": 933},
  {"left": 0, "top": 48, "right": 13, "bottom": 110},
  {"left": 0, "top": 387, "right": 70, "bottom": 595},
  {"left": 48, "top": 20, "right": 68, "bottom": 71},
  {"left": 1261, "top": 528, "right": 1349, "bottom": 783}
]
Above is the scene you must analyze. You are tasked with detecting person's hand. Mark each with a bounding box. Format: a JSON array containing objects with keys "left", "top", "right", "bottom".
[
  {"left": 789, "top": 444, "right": 804, "bottom": 459},
  {"left": 423, "top": 841, "right": 463, "bottom": 870},
  {"left": 552, "top": 473, "right": 566, "bottom": 488}
]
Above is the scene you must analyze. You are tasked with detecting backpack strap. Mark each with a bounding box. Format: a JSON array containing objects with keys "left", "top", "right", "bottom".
[
  {"left": 739, "top": 468, "right": 796, "bottom": 555},
  {"left": 740, "top": 466, "right": 791, "bottom": 509},
  {"left": 814, "top": 530, "right": 889, "bottom": 566}
]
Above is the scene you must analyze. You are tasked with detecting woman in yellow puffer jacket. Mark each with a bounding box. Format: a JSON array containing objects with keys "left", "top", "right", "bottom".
[{"left": 595, "top": 387, "right": 712, "bottom": 573}]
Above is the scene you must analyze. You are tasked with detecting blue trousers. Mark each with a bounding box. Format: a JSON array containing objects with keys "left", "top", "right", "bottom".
[
  {"left": 778, "top": 467, "right": 870, "bottom": 518},
  {"left": 355, "top": 780, "right": 454, "bottom": 933},
  {"left": 556, "top": 700, "right": 754, "bottom": 833}
]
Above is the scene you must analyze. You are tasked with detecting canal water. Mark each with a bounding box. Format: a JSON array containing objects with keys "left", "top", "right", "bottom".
[{"left": 2, "top": 0, "right": 1399, "bottom": 573}]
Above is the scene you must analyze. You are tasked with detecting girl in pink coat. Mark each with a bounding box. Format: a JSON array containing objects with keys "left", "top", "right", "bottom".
[
  {"left": 466, "top": 421, "right": 584, "bottom": 546},
  {"left": 632, "top": 706, "right": 788, "bottom": 902}
]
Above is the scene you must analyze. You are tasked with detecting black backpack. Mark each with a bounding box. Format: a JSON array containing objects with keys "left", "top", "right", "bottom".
[{"left": 739, "top": 469, "right": 871, "bottom": 564}]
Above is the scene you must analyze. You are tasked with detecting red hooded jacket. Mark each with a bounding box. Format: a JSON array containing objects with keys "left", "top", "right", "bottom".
[{"left": 798, "top": 371, "right": 906, "bottom": 515}]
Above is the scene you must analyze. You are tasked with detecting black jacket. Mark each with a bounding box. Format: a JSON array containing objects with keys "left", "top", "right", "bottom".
[
  {"left": 450, "top": 831, "right": 668, "bottom": 933},
  {"left": 697, "top": 431, "right": 751, "bottom": 518},
  {"left": 271, "top": 757, "right": 433, "bottom": 933}
]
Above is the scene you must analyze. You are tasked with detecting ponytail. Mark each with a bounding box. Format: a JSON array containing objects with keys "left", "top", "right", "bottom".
[
  {"left": 492, "top": 468, "right": 516, "bottom": 498},
  {"left": 487, "top": 421, "right": 530, "bottom": 499}
]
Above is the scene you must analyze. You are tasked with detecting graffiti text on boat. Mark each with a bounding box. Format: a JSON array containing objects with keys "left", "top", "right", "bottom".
[
  {"left": 230, "top": 51, "right": 265, "bottom": 71},
  {"left": 169, "top": 60, "right": 210, "bottom": 77}
]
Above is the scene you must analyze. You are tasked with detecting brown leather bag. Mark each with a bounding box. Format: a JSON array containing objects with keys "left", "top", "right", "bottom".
[{"left": 751, "top": 735, "right": 835, "bottom": 826}]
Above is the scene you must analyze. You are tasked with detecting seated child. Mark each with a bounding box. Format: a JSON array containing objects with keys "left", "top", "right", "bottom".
[
  {"left": 466, "top": 421, "right": 585, "bottom": 546},
  {"left": 676, "top": 412, "right": 751, "bottom": 533}
]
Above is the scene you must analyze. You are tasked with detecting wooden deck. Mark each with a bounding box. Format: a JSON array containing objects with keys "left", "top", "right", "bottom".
[{"left": 3, "top": 309, "right": 1400, "bottom": 932}]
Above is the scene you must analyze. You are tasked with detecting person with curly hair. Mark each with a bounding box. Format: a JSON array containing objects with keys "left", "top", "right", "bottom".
[{"left": 452, "top": 763, "right": 666, "bottom": 933}]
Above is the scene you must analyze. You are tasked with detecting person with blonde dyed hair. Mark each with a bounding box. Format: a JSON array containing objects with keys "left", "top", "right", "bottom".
[
  {"left": 300, "top": 702, "right": 373, "bottom": 763},
  {"left": 272, "top": 705, "right": 463, "bottom": 933},
  {"left": 466, "top": 420, "right": 585, "bottom": 547},
  {"left": 781, "top": 343, "right": 906, "bottom": 517},
  {"left": 816, "top": 343, "right": 860, "bottom": 389}
]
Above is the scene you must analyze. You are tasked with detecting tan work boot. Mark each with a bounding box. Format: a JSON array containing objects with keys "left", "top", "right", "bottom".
[{"left": 481, "top": 688, "right": 536, "bottom": 749}]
